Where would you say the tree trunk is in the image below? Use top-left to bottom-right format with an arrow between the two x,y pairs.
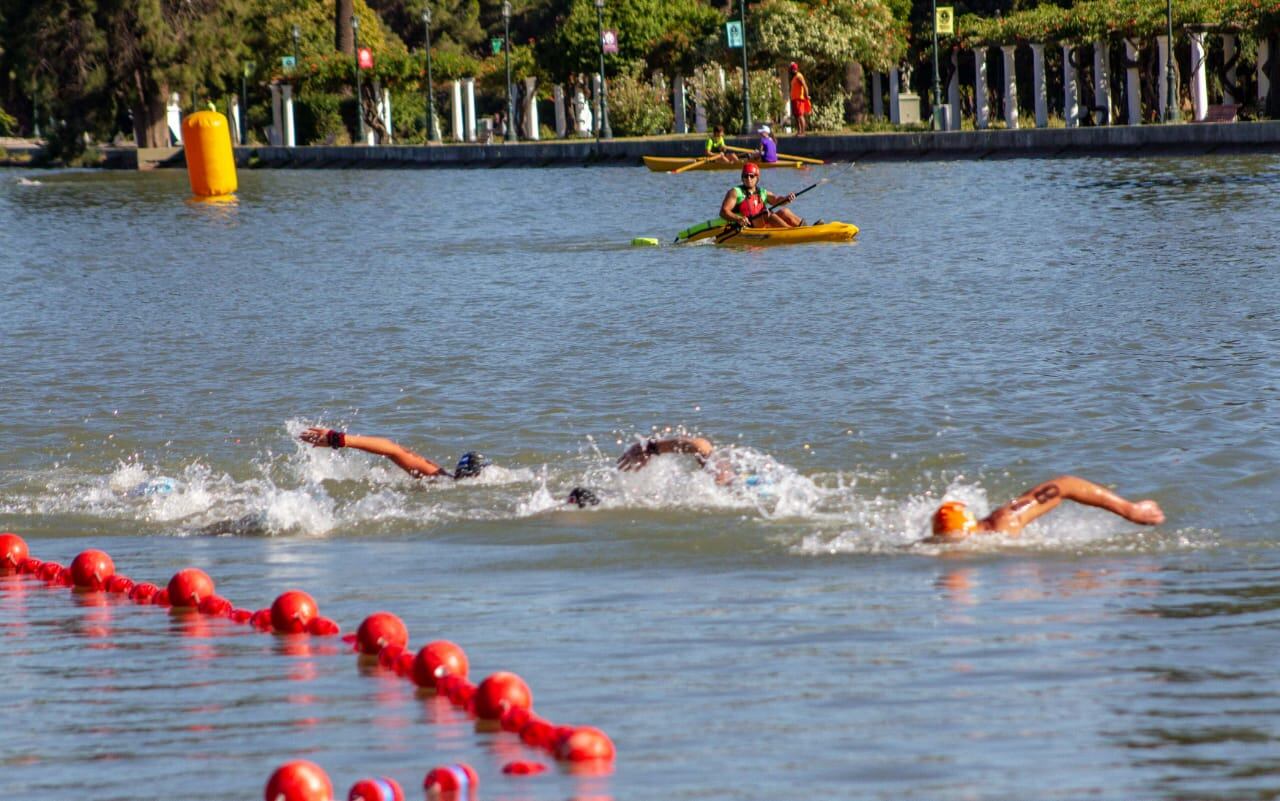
845,61 -> 866,123
133,80 -> 170,148
336,0 -> 354,55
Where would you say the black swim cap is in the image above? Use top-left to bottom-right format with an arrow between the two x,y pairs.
566,487 -> 600,508
453,451 -> 490,479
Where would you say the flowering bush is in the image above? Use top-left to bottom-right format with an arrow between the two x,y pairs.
607,71 -> 675,136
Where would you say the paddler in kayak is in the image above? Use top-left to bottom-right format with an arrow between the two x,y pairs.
719,162 -> 804,229
754,125 -> 779,163
299,426 -> 491,480
705,125 -> 738,165
924,475 -> 1165,544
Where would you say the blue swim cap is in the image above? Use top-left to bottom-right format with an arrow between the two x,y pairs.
453,451 -> 490,479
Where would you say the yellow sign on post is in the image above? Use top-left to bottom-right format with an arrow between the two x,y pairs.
935,6 -> 954,34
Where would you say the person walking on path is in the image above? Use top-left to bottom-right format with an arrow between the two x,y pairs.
925,475 -> 1165,543
789,62 -> 812,135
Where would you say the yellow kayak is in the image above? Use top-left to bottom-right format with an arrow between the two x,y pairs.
644,156 -> 812,172
676,218 -> 858,246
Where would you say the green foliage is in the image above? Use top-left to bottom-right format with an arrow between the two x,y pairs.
753,0 -> 905,74
691,66 -> 784,134
606,70 -> 674,136
809,90 -> 847,131
294,92 -> 351,144
0,104 -> 15,136
539,0 -> 722,80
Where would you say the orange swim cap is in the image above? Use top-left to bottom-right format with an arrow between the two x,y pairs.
932,500 -> 977,537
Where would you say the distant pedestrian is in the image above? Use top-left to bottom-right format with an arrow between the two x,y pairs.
789,62 -> 812,135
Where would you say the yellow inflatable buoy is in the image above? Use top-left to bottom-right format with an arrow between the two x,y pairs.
631,237 -> 660,247
181,110 -> 237,198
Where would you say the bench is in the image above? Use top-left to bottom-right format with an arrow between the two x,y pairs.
1199,104 -> 1239,123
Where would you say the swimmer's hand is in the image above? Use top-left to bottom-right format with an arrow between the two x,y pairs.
1127,500 -> 1165,525
300,426 -> 343,448
617,441 -> 656,471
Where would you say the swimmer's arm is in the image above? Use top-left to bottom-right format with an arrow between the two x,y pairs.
617,436 -> 716,471
300,427 -> 448,478
983,475 -> 1165,536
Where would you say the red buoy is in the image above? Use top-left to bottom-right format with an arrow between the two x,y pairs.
355,612 -> 408,656
199,595 -> 233,617
106,575 -> 135,594
347,776 -> 404,801
445,679 -> 477,710
70,549 -> 115,590
17,557 -> 41,575
423,763 -> 477,797
0,533 -> 29,572
499,705 -> 533,733
271,590 -> 318,634
474,672 -> 532,720
501,760 -> 547,776
377,643 -> 405,670
230,608 -> 254,623
167,568 -> 215,608
264,759 -> 333,801
250,608 -> 273,630
519,716 -> 557,749
556,726 -> 616,762
308,616 -> 341,636
411,641 -> 469,690
129,582 -> 160,604
37,561 -> 64,582
394,651 -> 414,676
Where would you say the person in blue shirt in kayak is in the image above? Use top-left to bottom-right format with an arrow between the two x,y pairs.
754,125 -> 779,163
299,426 -> 491,479
719,162 -> 803,229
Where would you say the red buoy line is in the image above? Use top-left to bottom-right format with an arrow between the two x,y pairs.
1,533 -> 616,800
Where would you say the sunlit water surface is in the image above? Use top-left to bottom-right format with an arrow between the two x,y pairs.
2,157 -> 1279,800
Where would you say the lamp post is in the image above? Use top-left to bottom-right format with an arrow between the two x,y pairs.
352,14 -> 366,144
931,0 -> 942,129
422,7 -> 437,142
1164,0 -> 1176,122
502,1 -> 516,142
240,62 -> 254,144
739,0 -> 751,134
594,0 -> 612,139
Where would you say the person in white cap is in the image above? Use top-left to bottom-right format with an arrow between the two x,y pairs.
754,125 -> 779,163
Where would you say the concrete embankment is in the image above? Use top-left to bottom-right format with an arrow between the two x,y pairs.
236,121 -> 1280,168
10,121 -> 1280,170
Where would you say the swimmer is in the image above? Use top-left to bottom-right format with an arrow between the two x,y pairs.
926,475 -> 1165,544
564,435 -> 735,508
299,427 -> 490,479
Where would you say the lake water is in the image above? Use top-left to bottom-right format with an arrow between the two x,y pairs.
2,155 -> 1279,801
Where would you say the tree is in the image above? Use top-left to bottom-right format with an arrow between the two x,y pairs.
537,0 -> 722,80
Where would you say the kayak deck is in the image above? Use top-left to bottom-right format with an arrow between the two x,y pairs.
676,220 -> 859,246
644,156 -> 811,172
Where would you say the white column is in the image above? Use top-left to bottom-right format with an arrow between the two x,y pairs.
381,87 -> 392,143
282,85 -> 296,146
1222,34 -> 1237,105
1001,45 -> 1018,129
167,92 -> 183,145
592,73 -> 603,134
888,68 -> 901,124
230,98 -> 242,145
269,84 -> 283,145
694,88 -> 707,132
947,52 -> 961,130
1093,40 -> 1111,125
673,74 -> 687,134
450,79 -> 463,142
1030,44 -> 1047,127
974,49 -> 989,129
1189,31 -> 1207,121
462,77 -> 476,142
523,77 -> 539,140
718,67 -> 726,93
1156,35 -> 1171,120
1259,39 -> 1271,104
1063,43 -> 1079,127
1125,39 -> 1141,124
553,84 -> 567,137
872,72 -> 884,120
